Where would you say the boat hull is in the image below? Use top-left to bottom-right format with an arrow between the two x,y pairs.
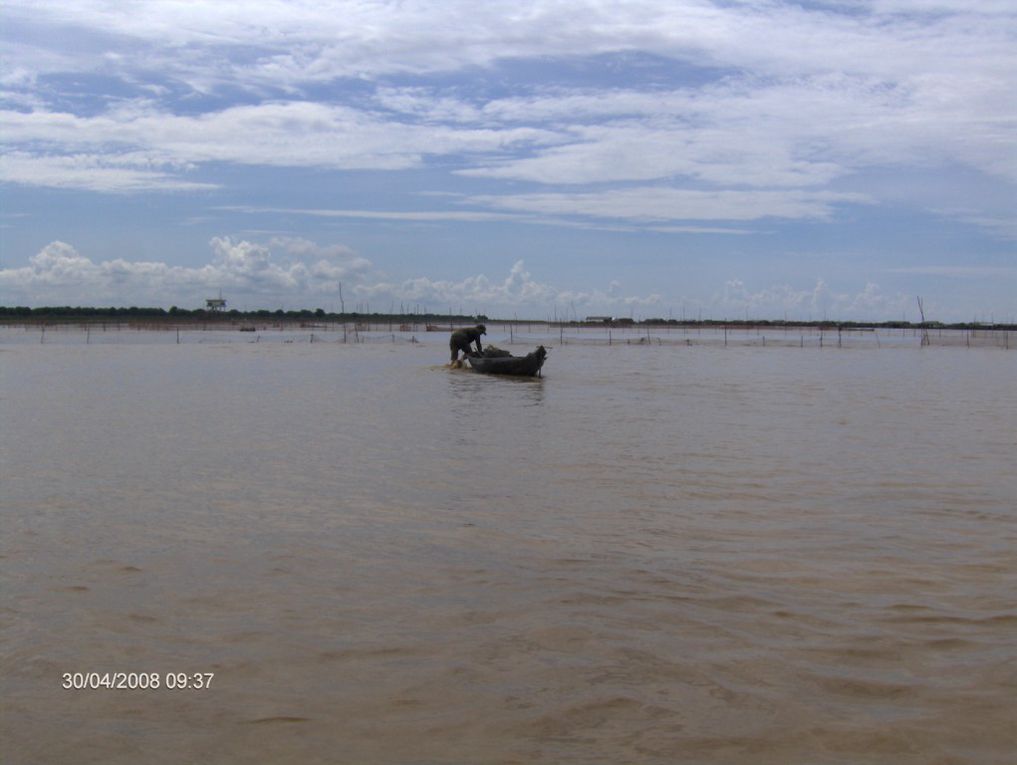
467,346 -> 547,376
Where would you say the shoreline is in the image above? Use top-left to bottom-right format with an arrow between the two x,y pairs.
1,311 -> 1014,333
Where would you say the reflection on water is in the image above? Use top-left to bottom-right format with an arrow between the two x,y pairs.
2,340 -> 1015,764
447,365 -> 546,406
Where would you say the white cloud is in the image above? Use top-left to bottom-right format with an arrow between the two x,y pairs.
357,260 -> 662,315
1,101 -> 560,192
0,240 -> 659,313
267,236 -> 361,261
5,239 -> 1006,321
3,1 -> 1013,194
0,152 -> 217,193
713,278 -> 911,321
1,0 -> 1013,317
468,187 -> 871,222
217,206 -> 527,223
456,62 -> 1017,187
0,238 -> 371,305
218,204 -> 764,232
8,1 -> 1013,86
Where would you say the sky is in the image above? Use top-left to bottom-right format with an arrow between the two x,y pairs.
1,1 -> 1015,322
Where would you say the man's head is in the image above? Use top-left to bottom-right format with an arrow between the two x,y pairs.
476,324 -> 487,334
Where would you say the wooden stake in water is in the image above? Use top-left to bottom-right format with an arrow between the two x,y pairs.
917,296 -> 930,346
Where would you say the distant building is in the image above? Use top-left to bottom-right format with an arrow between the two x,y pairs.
205,288 -> 225,311
585,316 -> 613,323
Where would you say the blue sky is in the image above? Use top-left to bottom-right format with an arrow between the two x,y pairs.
1,0 -> 1015,322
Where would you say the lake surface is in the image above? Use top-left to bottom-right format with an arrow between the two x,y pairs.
2,337 -> 1015,764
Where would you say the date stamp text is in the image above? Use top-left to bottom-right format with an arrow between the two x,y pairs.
62,672 -> 214,690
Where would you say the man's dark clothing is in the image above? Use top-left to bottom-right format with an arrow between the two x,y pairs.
450,326 -> 485,361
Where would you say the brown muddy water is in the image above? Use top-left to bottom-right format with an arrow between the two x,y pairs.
2,339 -> 1015,764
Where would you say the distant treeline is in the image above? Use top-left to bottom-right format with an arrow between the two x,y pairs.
0,305 -> 487,324
626,317 -> 1017,331
0,305 -> 1013,331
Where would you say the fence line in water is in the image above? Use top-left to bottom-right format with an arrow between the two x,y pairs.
2,321 -> 1012,350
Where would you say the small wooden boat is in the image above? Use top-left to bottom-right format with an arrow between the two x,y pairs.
467,345 -> 547,377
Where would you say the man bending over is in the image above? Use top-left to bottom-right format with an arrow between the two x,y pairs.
450,324 -> 486,363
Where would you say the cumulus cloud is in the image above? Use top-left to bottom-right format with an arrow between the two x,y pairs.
712,278 -> 910,321
0,240 -> 659,314
0,238 -> 371,306
356,259 -> 661,315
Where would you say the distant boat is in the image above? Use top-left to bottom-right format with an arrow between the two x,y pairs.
467,346 -> 547,377
426,324 -> 442,331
